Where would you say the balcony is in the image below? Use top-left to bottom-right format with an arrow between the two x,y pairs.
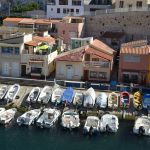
83,61 -> 110,69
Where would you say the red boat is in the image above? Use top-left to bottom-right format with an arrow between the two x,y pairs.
120,91 -> 130,108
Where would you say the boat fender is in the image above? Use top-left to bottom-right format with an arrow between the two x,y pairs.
139,126 -> 145,136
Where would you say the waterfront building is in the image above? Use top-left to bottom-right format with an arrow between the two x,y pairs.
55,38 -> 115,82
118,40 -> 150,84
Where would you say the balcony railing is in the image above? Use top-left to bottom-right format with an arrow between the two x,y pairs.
84,61 -> 110,68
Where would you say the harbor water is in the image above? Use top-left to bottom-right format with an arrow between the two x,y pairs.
0,121 -> 149,150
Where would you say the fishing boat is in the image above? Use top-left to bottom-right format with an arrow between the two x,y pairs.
83,116 -> 100,135
5,84 -> 20,103
83,87 -> 96,108
61,110 -> 80,129
26,87 -> 40,103
61,87 -> 74,105
0,108 -> 17,124
51,85 -> 64,104
0,108 -> 5,115
108,92 -> 118,109
133,116 -> 150,136
73,92 -> 84,106
17,109 -> 41,126
0,85 -> 8,100
36,108 -> 61,128
142,94 -> 150,109
100,114 -> 119,133
37,86 -> 52,104
133,91 -> 142,110
96,92 -> 108,108
120,91 -> 130,108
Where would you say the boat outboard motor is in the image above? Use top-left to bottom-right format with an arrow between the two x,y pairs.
106,124 -> 112,132
139,126 -> 145,136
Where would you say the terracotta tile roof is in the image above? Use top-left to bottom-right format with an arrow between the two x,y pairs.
86,47 -> 112,61
35,19 -> 61,24
121,46 -> 150,54
18,18 -> 36,24
3,17 -> 24,22
102,31 -> 125,39
56,46 -> 87,62
33,36 -> 55,44
91,39 -> 115,55
25,41 -> 38,47
121,40 -> 147,47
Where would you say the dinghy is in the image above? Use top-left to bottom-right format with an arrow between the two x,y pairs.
133,91 -> 142,110
120,91 -> 130,108
83,87 -> 96,108
61,87 -> 74,105
37,86 -> 52,104
0,85 -> 8,100
0,108 -> 17,124
17,109 -> 41,126
108,92 -> 118,109
73,92 -> 84,106
83,116 -> 100,135
26,87 -> 40,103
61,110 -> 80,129
36,108 -> 61,128
100,114 -> 119,133
5,84 -> 20,103
51,85 -> 64,104
133,116 -> 150,136
96,92 -> 108,108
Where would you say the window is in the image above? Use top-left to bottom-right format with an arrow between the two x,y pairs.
57,8 -> 60,13
51,8 -> 53,11
90,71 -> 107,79
1,47 -> 13,54
71,9 -> 74,13
76,9 -> 79,14
59,0 -> 68,5
62,30 -> 65,34
72,0 -> 81,6
92,58 -> 99,61
136,1 -> 142,8
123,73 -> 130,83
14,47 -> 20,55
63,8 -> 66,14
123,54 -> 140,63
31,67 -> 42,74
119,1 -> 124,8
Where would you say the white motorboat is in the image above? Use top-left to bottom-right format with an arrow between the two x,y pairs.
100,114 -> 119,133
96,92 -> 108,108
83,87 -> 96,108
51,86 -> 64,104
26,87 -> 40,103
0,85 -> 8,100
73,92 -> 84,106
108,92 -> 118,109
0,108 -> 17,124
36,108 -> 61,128
61,110 -> 80,129
83,116 -> 100,135
133,116 -> 150,136
17,109 -> 41,126
37,86 -> 52,104
0,108 -> 5,115
5,84 -> 20,103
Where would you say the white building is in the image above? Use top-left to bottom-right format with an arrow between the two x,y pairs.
47,0 -> 84,18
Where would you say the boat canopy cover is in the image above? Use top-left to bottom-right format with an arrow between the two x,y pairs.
61,87 -> 74,103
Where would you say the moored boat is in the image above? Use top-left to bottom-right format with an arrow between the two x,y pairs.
0,108 -> 17,124
26,87 -> 41,103
120,91 -> 130,108
96,92 -> 108,108
0,85 -> 8,100
133,91 -> 142,110
83,87 -> 96,108
37,86 -> 52,104
5,84 -> 20,103
36,108 -> 61,128
108,92 -> 118,109
73,92 -> 84,106
83,116 -> 100,135
100,114 -> 119,133
133,116 -> 150,136
61,110 -> 80,129
17,109 -> 41,126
